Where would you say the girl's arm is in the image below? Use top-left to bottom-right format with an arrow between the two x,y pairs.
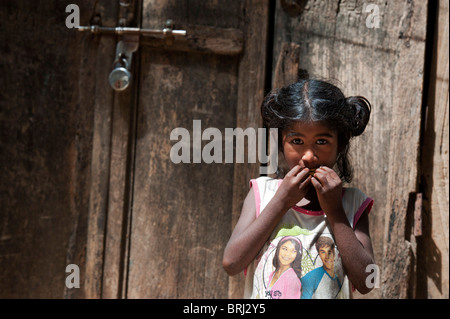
312,166 -> 375,294
223,165 -> 311,276
326,208 -> 375,294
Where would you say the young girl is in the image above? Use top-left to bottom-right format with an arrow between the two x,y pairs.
223,79 -> 375,299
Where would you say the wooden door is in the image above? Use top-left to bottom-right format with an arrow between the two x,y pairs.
87,0 -> 270,299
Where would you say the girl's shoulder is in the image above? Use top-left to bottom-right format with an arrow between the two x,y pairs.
342,187 -> 374,227
250,176 -> 281,194
249,177 -> 281,217
251,176 -> 278,183
342,186 -> 368,197
342,187 -> 373,203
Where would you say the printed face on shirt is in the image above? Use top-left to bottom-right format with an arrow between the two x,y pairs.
282,121 -> 339,170
318,245 -> 335,272
278,241 -> 297,267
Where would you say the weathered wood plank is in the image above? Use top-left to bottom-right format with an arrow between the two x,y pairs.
0,0 -> 104,298
101,0 -> 142,300
127,50 -> 238,299
419,0 -> 449,298
140,24 -> 244,56
101,86 -> 136,299
228,0 -> 270,299
126,0 -> 248,298
381,0 -> 428,299
272,42 -> 301,88
82,1 -> 120,299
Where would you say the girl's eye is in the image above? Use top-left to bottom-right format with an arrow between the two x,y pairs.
292,138 -> 303,145
316,139 -> 328,145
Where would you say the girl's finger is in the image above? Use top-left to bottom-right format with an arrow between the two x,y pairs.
311,176 -> 323,190
316,166 -> 337,177
316,166 -> 340,186
316,166 -> 335,179
312,169 -> 326,183
292,168 -> 310,185
299,175 -> 312,188
285,165 -> 303,177
297,159 -> 306,168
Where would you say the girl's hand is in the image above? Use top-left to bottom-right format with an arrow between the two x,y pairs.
311,166 -> 343,216
275,164 -> 311,210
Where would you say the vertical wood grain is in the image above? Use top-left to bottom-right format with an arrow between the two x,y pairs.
228,0 -> 270,298
419,0 -> 449,298
126,0 -> 250,298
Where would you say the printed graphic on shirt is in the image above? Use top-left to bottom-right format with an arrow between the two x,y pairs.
251,232 -> 345,299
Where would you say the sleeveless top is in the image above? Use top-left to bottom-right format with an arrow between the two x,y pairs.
244,177 -> 373,299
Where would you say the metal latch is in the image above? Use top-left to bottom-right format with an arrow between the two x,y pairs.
77,21 -> 187,38
78,20 -> 187,91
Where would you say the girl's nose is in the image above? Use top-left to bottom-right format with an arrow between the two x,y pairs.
302,149 -> 317,163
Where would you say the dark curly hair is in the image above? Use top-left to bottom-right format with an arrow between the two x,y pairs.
261,79 -> 371,183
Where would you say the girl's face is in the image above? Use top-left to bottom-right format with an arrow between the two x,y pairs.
278,241 -> 297,267
282,121 -> 339,171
